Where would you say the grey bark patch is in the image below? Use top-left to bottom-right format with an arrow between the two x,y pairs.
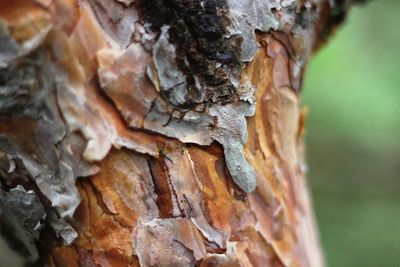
210,102 -> 257,192
0,46 -> 83,223
0,49 -> 53,120
225,0 -> 280,62
0,21 -> 20,68
152,26 -> 190,107
0,185 -> 46,264
47,210 -> 78,245
0,136 -> 81,219
0,135 -> 80,245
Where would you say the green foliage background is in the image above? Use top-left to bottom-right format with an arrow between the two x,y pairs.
303,1 -> 400,266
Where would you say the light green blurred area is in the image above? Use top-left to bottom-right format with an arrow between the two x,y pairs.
302,1 -> 400,267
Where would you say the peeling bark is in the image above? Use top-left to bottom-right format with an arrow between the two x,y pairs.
0,0 -> 359,266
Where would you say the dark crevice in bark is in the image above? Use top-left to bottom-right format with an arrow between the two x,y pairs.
147,157 -> 175,218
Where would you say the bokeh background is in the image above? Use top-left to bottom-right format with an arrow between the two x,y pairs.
302,1 -> 400,266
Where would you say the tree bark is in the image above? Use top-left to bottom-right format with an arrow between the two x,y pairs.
0,0 -> 358,266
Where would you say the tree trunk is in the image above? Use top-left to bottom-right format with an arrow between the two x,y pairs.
0,0 -> 358,266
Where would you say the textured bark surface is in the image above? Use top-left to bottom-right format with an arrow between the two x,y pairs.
0,0 -> 358,266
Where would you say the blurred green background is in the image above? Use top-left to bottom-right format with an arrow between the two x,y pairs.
302,1 -> 400,267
